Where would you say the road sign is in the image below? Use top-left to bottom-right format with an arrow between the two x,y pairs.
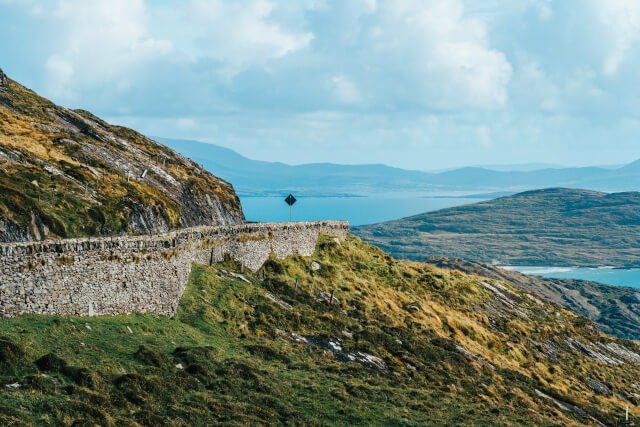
285,194 -> 297,222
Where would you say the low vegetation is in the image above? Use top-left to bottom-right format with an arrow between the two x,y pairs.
0,234 -> 638,425
354,187 -> 640,267
426,255 -> 640,341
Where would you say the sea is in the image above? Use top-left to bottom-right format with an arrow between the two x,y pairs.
239,192 -> 487,226
502,266 -> 640,289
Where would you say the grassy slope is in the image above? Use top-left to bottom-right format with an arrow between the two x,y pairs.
353,188 -> 640,267
0,234 -> 638,425
0,72 -> 243,239
425,255 -> 640,341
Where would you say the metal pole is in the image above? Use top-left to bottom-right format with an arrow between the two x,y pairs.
289,204 -> 292,222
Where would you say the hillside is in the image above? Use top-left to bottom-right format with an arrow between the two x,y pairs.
161,137 -> 640,196
0,68 -> 244,242
0,234 -> 638,425
425,256 -> 640,340
353,188 -> 640,267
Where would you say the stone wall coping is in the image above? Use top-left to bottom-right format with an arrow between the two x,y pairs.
0,221 -> 350,255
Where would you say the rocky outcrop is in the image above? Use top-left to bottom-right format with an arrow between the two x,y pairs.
585,377 -> 612,396
0,219 -> 29,242
126,198 -> 171,235
0,67 -> 245,243
178,186 -> 244,228
0,213 -> 50,242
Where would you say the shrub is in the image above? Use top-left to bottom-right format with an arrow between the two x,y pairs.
35,353 -> 67,372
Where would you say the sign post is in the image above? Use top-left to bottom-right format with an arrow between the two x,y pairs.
284,194 -> 297,222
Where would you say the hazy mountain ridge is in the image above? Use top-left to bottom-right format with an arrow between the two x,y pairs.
160,137 -> 640,196
0,68 -> 244,241
157,137 -> 430,196
353,187 -> 640,267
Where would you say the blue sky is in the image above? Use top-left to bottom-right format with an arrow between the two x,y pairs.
1,0 -> 640,170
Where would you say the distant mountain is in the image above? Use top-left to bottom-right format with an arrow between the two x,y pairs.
475,162 -> 623,172
156,137 -> 431,196
353,188 -> 640,267
470,162 -> 567,172
158,137 -> 640,196
0,68 -> 243,242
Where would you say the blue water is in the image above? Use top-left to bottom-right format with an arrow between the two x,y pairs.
239,194 -> 486,226
503,266 -> 640,288
240,194 -> 640,288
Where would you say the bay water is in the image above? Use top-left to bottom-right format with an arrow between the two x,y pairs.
502,266 -> 640,289
239,193 -> 486,226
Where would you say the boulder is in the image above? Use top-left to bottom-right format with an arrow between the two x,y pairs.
585,377 -> 612,396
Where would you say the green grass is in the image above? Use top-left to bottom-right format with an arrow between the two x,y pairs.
0,234 -> 638,425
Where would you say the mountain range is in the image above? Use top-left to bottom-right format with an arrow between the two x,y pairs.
159,137 -> 640,196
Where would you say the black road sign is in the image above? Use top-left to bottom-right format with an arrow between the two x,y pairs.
285,194 -> 297,206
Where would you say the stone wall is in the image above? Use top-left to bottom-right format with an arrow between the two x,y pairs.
0,221 -> 348,318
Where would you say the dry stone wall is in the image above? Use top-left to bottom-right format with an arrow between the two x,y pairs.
0,221 -> 348,318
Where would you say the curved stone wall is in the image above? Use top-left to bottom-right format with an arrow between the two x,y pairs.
0,221 -> 348,318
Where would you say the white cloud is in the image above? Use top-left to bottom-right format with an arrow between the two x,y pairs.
176,118 -> 197,130
12,0 -> 510,112
476,125 -> 493,148
529,0 -> 553,20
368,0 -> 513,110
41,0 -> 173,100
327,75 -> 360,104
187,0 -> 314,74
29,0 -> 314,99
511,58 -> 560,112
44,56 -> 74,98
593,0 -> 640,75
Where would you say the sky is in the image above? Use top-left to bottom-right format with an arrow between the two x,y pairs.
1,0 -> 640,170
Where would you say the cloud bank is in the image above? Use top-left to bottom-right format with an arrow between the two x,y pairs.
1,0 -> 639,169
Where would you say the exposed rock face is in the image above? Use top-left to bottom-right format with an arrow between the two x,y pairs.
0,67 -> 245,242
0,219 -> 29,242
126,198 -> 171,235
178,186 -> 243,228
0,213 -> 49,242
585,377 -> 612,396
